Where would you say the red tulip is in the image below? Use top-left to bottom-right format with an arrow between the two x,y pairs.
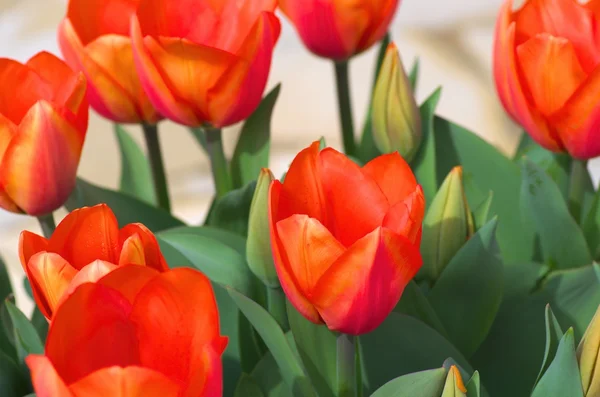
494,0 -> 600,159
27,265 -> 227,397
19,204 -> 168,319
59,0 -> 161,124
269,141 -> 424,335
0,52 -> 88,216
130,0 -> 281,127
280,0 -> 399,60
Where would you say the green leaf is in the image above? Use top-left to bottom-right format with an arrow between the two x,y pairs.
513,132 -> 536,161
30,308 -> 48,343
531,329 -> 584,397
66,178 -> 183,232
412,88 -> 443,205
22,278 -> 32,300
466,372 -> 481,397
0,256 -> 11,303
234,373 -> 266,397
370,368 -> 447,397
0,350 -> 28,397
229,289 -> 315,397
502,262 -> 548,304
189,127 -> 209,154
207,181 -> 256,236
230,85 -> 281,188
520,160 -> 592,269
239,311 -> 267,374
394,281 -> 448,338
534,305 -> 564,387
360,313 -> 472,394
472,192 -> 493,232
287,303 -> 337,397
583,189 -> 600,259
114,124 -> 157,205
519,144 -> 571,199
157,228 -> 256,297
0,258 -> 14,358
428,218 -> 503,358
408,58 -> 420,92
5,301 -> 43,366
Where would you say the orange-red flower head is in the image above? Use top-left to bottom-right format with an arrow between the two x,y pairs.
0,52 -> 88,216
130,0 -> 281,128
494,0 -> 600,159
269,141 -> 424,335
27,265 -> 228,397
280,0 -> 399,60
19,204 -> 169,319
58,0 -> 162,124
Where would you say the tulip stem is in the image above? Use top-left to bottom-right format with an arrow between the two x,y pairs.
334,61 -> 357,156
142,124 -> 171,212
37,213 -> 56,239
568,158 -> 590,222
337,334 -> 356,397
267,287 -> 289,331
204,127 -> 232,199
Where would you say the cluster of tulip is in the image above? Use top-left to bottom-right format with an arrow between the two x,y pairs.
1,0 -> 600,396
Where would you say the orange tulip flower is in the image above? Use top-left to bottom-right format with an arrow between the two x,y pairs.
494,0 -> 600,159
19,204 -> 168,319
27,265 -> 228,397
269,141 -> 424,335
0,52 -> 88,216
130,0 -> 281,127
280,0 -> 398,60
58,0 -> 161,124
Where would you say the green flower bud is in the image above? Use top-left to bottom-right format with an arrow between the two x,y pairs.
441,366 -> 467,397
419,166 -> 474,281
372,42 -> 422,162
578,303 -> 600,396
246,168 -> 279,288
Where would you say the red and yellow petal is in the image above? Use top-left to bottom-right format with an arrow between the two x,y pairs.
27,252 -> 77,319
61,260 -> 119,302
382,186 -> 426,244
362,152 -> 418,206
354,0 -> 397,55
26,355 -> 73,397
269,181 -> 322,323
19,230 -> 49,271
119,224 -> 168,271
46,283 -> 140,384
48,204 -> 120,269
319,147 -> 389,247
69,366 -> 181,397
312,227 -> 422,335
215,0 -> 278,51
98,265 -> 160,304
119,234 -> 146,267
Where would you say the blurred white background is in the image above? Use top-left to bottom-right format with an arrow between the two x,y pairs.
0,0 -> 554,311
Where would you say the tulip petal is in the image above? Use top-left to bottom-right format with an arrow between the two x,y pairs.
382,186 -> 425,244
313,227 -> 422,335
69,366 -> 181,397
130,16 -> 201,126
61,260 -> 119,302
517,34 -> 586,117
26,252 -> 77,319
46,283 -> 140,384
19,230 -> 49,271
130,268 -> 226,396
319,148 -> 389,247
276,214 -> 345,295
0,101 -> 83,215
119,224 -> 168,271
277,141 -> 328,226
26,355 -> 73,397
48,204 -> 120,269
362,152 -> 418,205
551,66 -> 600,159
0,114 -> 19,212
355,0 -> 398,55
211,11 -> 280,127
97,265 -> 160,304
269,181 -> 322,323
193,339 -> 226,397
66,0 -> 139,45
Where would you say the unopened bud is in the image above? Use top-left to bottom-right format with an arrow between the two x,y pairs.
441,366 -> 467,397
578,303 -> 600,396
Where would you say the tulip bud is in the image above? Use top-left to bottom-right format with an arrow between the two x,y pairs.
441,366 -> 468,397
372,43 -> 422,162
420,166 -> 474,281
247,169 -> 279,288
577,303 -> 600,396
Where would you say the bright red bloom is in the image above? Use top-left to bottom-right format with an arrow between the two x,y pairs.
494,0 -> 600,159
280,0 -> 398,60
19,204 -> 168,319
58,0 -> 161,124
0,52 -> 88,215
269,141 -> 424,335
130,0 -> 281,127
27,265 -> 228,397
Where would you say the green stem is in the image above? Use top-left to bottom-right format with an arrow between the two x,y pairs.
334,61 -> 357,156
37,213 -> 56,239
568,158 -> 589,222
267,287 -> 289,331
337,334 -> 356,397
204,127 -> 232,198
142,123 -> 171,212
